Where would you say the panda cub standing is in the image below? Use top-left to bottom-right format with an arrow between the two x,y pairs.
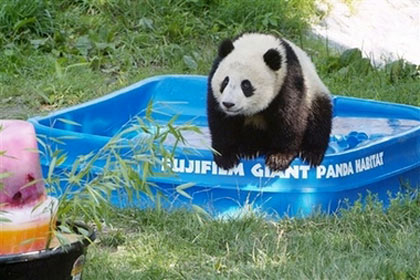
207,32 -> 333,171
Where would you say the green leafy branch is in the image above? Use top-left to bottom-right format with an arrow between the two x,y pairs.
40,102 -> 200,246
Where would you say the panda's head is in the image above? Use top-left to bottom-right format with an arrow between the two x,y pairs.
211,33 -> 286,116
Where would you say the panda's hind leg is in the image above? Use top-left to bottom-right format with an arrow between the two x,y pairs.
300,94 -> 332,167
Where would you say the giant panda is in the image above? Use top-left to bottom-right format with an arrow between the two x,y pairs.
207,32 -> 332,171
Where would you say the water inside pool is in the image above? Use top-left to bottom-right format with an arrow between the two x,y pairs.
127,117 -> 419,154
327,117 -> 419,153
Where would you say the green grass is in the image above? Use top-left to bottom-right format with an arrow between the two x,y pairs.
83,193 -> 420,279
2,0 -> 417,119
1,1 -> 419,279
0,0 -> 319,118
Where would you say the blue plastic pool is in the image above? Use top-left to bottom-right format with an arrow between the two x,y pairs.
29,75 -> 420,217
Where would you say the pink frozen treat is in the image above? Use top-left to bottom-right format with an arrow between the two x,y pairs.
0,120 -> 46,208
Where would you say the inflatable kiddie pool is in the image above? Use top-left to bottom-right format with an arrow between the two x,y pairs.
29,75 -> 420,217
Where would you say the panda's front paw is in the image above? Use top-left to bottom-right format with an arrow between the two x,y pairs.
265,153 -> 296,171
214,153 -> 240,170
300,150 -> 325,167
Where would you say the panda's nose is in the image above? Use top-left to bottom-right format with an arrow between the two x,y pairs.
222,102 -> 235,109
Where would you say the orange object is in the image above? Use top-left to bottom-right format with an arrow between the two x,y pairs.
0,197 -> 58,255
0,219 -> 53,254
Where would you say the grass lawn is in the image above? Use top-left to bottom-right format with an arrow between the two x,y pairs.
84,195 -> 420,279
1,0 -> 419,279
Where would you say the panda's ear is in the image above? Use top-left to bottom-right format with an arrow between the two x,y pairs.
218,39 -> 234,58
263,48 -> 282,71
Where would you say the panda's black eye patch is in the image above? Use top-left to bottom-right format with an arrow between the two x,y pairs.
220,76 -> 229,93
241,80 -> 255,97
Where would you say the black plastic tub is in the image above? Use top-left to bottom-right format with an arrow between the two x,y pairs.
0,222 -> 95,280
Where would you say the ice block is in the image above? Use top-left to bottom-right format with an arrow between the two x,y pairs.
0,120 -> 46,208
0,120 -> 54,255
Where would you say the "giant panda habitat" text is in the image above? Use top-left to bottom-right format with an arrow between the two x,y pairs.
161,151 -> 384,179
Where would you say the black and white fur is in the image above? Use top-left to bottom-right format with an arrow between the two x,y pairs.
207,33 -> 332,171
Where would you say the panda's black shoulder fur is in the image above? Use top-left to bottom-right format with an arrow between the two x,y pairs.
207,33 -> 332,171
279,39 -> 305,98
